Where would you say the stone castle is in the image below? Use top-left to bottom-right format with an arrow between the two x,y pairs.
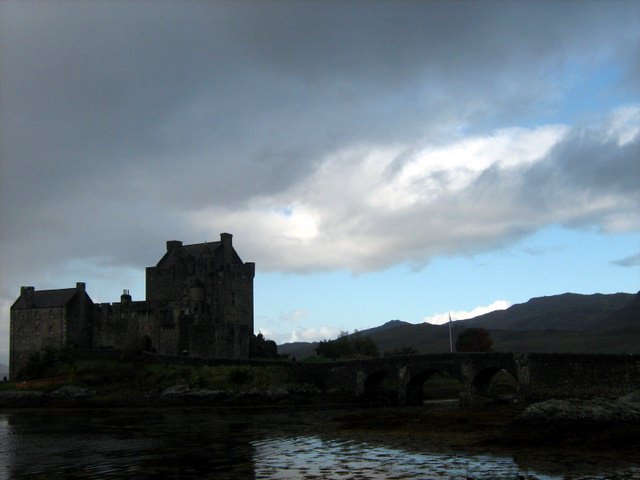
9,233 -> 255,379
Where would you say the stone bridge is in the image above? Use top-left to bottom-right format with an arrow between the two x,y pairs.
308,353 -> 640,406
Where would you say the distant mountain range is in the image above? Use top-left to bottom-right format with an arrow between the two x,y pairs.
278,291 -> 640,359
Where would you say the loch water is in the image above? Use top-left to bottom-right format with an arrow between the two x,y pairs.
0,407 -> 638,479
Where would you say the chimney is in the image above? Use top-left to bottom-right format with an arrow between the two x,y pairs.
166,240 -> 183,252
76,282 -> 86,292
220,233 -> 232,248
20,286 -> 35,296
220,233 -> 233,260
121,289 -> 132,303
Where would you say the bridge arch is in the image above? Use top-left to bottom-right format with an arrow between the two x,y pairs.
406,369 -> 438,406
405,368 -> 464,406
471,366 -> 518,401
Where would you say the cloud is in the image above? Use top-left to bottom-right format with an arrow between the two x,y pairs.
424,300 -> 512,325
612,253 -> 640,268
288,326 -> 341,344
192,107 -> 639,272
279,309 -> 309,325
0,1 -> 638,331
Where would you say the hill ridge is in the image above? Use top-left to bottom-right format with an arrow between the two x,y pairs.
278,291 -> 639,359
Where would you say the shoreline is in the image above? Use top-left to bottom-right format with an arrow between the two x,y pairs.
2,388 -> 640,452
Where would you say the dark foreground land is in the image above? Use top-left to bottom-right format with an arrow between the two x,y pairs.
332,397 -> 640,451
5,405 -> 640,479
2,388 -> 640,454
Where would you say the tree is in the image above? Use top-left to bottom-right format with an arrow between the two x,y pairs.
249,333 -> 278,359
455,328 -> 493,352
385,346 -> 418,357
351,334 -> 379,358
315,331 -> 379,359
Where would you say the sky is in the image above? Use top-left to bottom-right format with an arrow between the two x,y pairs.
1,1 -> 639,365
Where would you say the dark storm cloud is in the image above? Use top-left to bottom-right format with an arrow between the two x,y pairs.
0,0 -> 638,281
514,128 -> 640,228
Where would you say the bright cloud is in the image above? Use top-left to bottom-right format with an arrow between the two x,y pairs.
606,105 -> 640,146
288,326 -> 341,344
191,107 -> 639,273
423,300 -> 512,325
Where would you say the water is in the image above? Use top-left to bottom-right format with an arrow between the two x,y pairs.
0,408 -> 638,479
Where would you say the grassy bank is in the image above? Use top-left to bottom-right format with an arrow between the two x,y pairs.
9,357 -> 298,396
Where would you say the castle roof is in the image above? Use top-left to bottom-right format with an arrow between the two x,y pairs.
155,234 -> 244,266
179,241 -> 222,256
12,288 -> 77,309
155,241 -> 222,266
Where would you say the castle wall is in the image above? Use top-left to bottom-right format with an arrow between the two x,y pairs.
64,294 -> 94,350
188,324 -> 250,359
9,306 -> 65,379
10,234 -> 255,378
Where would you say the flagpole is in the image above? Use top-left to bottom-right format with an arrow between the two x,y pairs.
448,313 -> 453,353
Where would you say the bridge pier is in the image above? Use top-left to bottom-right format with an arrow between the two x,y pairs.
355,370 -> 366,397
397,366 -> 408,405
514,353 -> 531,403
458,360 -> 490,407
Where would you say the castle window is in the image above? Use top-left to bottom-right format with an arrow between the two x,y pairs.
49,325 -> 53,335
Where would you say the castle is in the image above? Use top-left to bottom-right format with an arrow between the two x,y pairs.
9,233 -> 255,379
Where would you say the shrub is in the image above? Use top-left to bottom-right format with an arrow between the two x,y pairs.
316,331 -> 379,359
227,368 -> 251,385
455,328 -> 493,352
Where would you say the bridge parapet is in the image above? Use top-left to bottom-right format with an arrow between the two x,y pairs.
308,353 -> 640,407
522,353 -> 640,401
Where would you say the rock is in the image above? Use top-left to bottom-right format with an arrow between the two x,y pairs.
509,396 -> 640,445
47,385 -> 95,399
0,390 -> 45,407
264,383 -> 321,400
160,384 -> 192,397
158,383 -> 321,405
159,385 -> 230,404
619,389 -> 640,404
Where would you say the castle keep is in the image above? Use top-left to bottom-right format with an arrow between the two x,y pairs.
10,233 -> 255,379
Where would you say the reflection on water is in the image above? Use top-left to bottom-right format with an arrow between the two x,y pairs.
252,436 -> 526,479
0,409 -> 638,479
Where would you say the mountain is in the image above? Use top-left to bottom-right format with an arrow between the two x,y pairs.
357,319 -> 412,334
278,292 -> 640,358
278,341 -> 318,360
462,293 -> 634,331
278,320 -> 413,359
592,292 -> 640,332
